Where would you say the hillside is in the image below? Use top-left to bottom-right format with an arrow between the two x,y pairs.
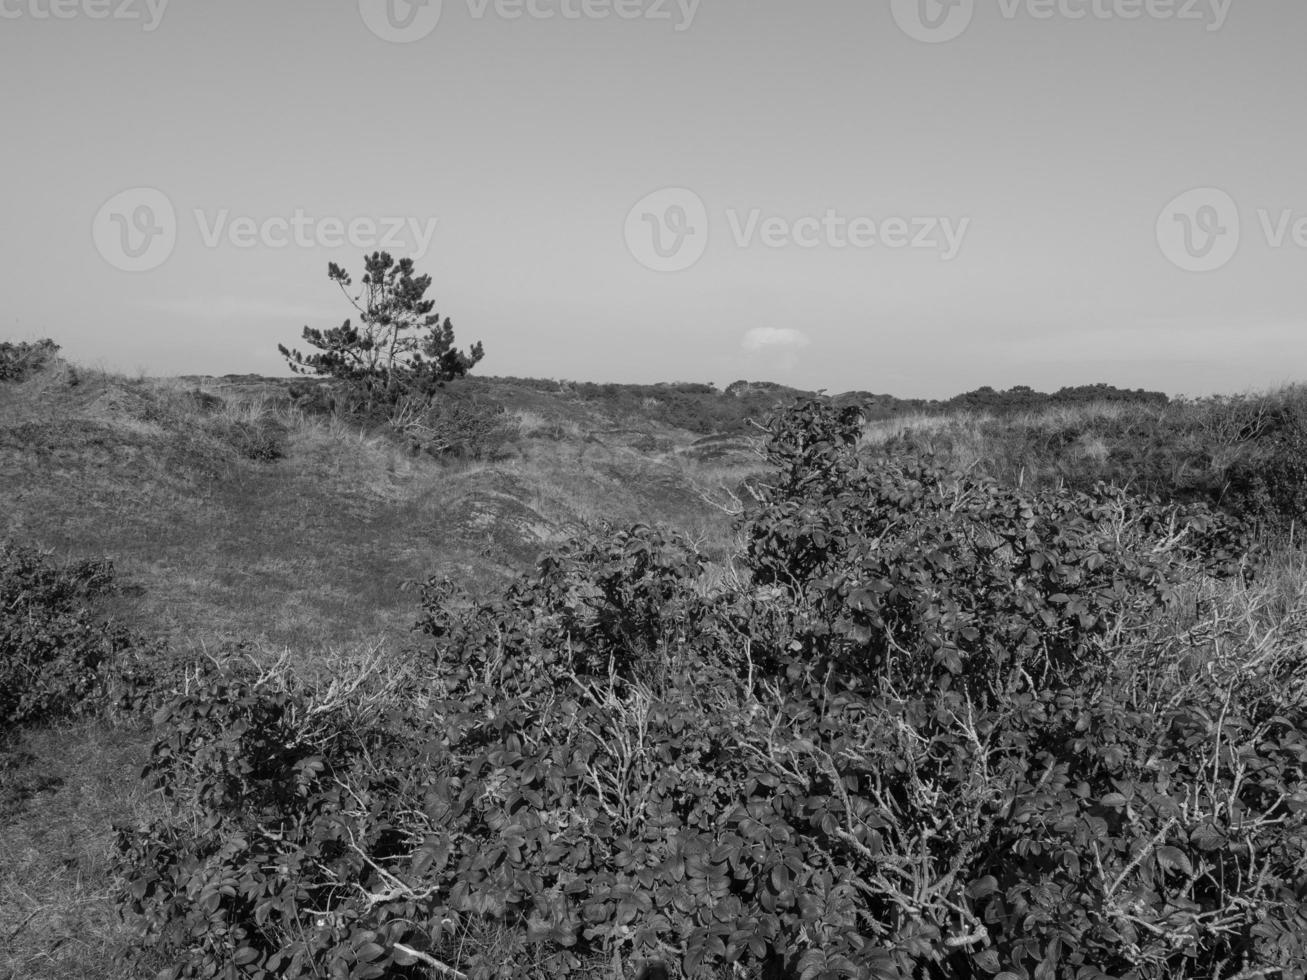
0,365 -> 767,653
2,355 -> 1306,980
0,361 -> 764,980
0,359 -> 1220,665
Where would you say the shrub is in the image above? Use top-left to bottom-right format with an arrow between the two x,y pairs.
116,403 -> 1304,980
397,391 -> 513,460
1224,401 -> 1307,532
0,542 -> 136,731
747,399 -> 1252,698
222,418 -> 288,462
0,338 -> 61,382
285,379 -> 343,417
115,654 -> 451,980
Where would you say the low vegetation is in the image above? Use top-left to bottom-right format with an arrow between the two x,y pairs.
0,544 -> 127,731
0,338 -> 63,383
114,403 -> 1303,980
865,386 -> 1307,535
3,342 -> 1306,980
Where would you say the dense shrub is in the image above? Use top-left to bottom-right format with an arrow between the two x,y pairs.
1224,400 -> 1307,532
945,384 -> 1168,415
0,338 -> 62,382
221,417 -> 288,462
286,370 -> 510,459
749,401 -> 1251,699
400,391 -> 513,460
116,403 -> 1305,980
0,542 -> 138,730
115,655 -> 447,980
286,378 -> 345,417
871,388 -> 1307,535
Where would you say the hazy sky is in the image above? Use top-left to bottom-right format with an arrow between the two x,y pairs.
2,0 -> 1304,397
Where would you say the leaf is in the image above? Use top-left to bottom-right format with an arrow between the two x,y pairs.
392,946 -> 419,966
967,875 -> 999,899
798,949 -> 828,980
771,864 -> 791,893
1156,846 -> 1193,876
973,949 -> 1002,974
232,947 -> 260,966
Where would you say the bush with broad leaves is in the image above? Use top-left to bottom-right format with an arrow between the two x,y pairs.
116,401 -> 1305,980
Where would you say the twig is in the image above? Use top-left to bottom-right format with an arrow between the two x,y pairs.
392,943 -> 469,979
6,907 -> 41,943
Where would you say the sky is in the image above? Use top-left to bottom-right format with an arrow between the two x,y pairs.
2,0 -> 1304,398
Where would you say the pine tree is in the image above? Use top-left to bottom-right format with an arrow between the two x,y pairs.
278,252 -> 484,415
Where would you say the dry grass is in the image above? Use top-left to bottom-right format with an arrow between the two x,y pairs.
1159,543 -> 1307,690
0,365 -> 748,654
858,401 -> 1137,463
0,722 -> 156,980
858,400 -> 1205,492
509,408 -> 585,442
859,408 -> 997,448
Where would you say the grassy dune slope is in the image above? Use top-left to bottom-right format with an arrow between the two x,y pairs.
0,362 -> 762,980
0,366 -> 761,651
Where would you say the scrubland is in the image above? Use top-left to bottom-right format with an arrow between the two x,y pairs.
2,350 -> 1305,980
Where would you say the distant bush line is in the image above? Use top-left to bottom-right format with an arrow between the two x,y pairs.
475,378 -> 1171,436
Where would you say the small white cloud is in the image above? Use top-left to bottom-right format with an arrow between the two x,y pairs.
742,327 -> 811,353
